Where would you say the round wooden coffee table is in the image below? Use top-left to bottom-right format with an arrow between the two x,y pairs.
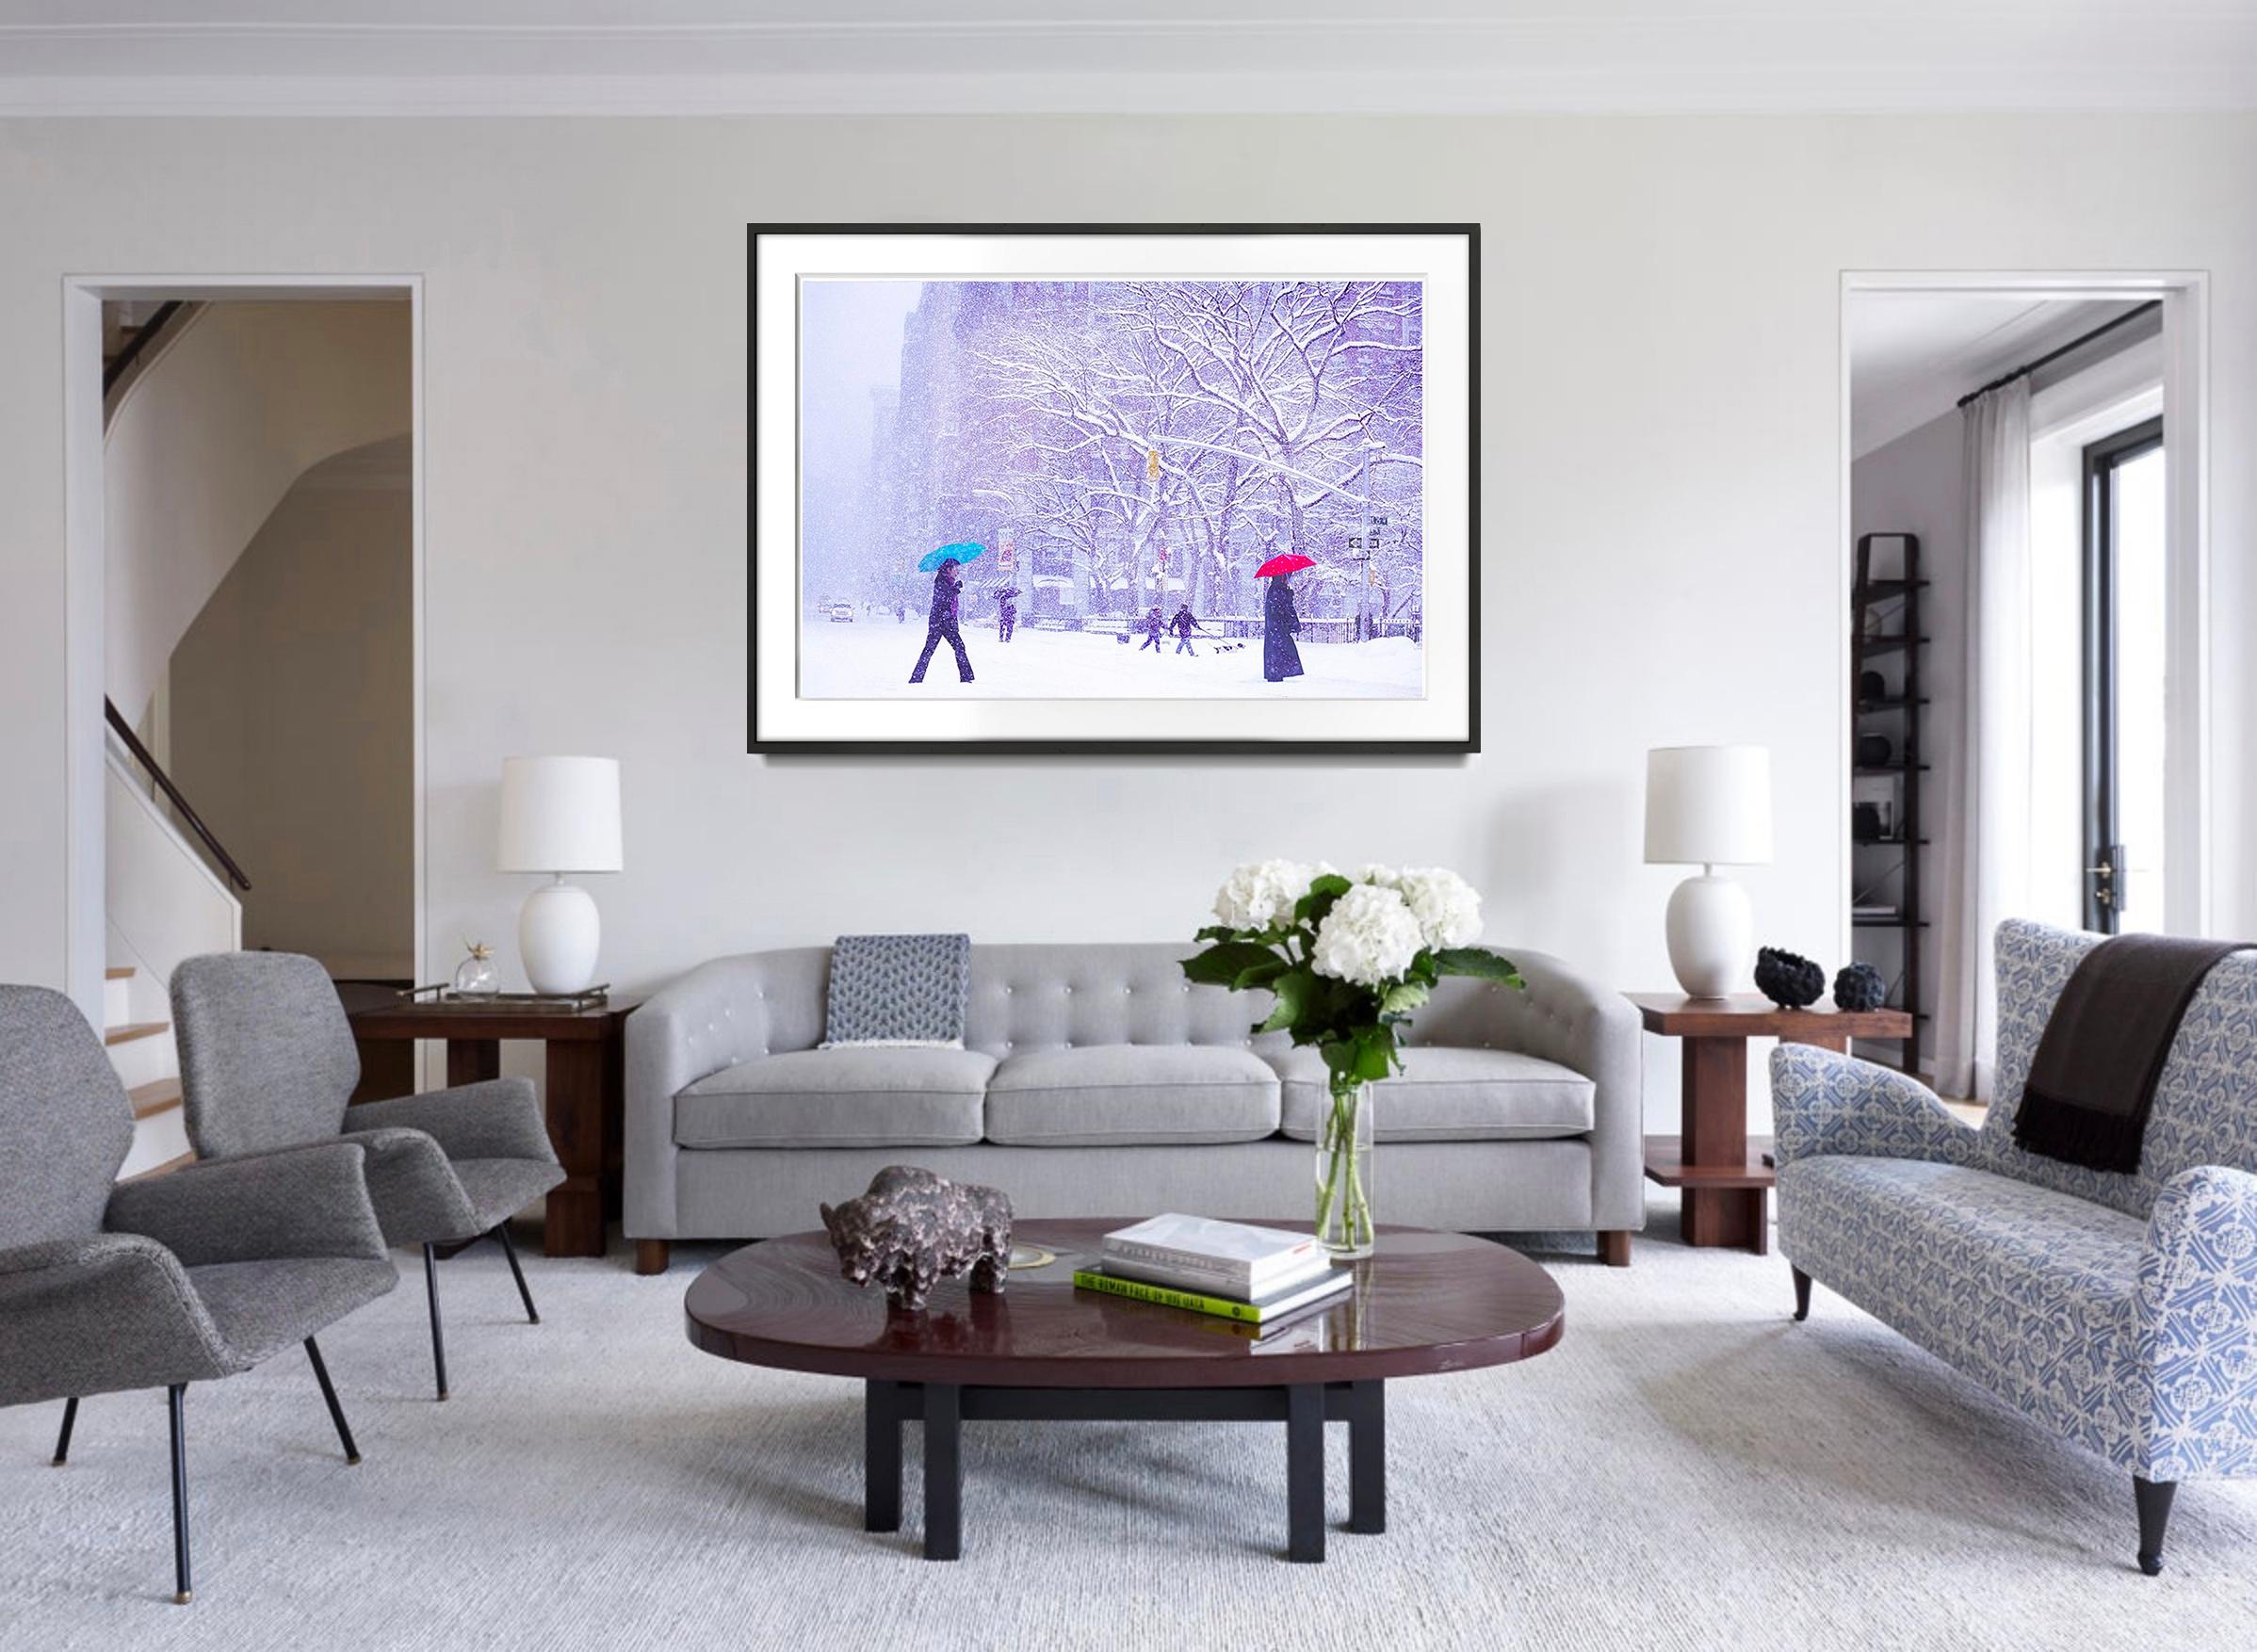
684,1218 -> 1565,1562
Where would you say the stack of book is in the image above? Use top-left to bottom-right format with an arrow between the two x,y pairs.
1072,1214 -> 1352,1328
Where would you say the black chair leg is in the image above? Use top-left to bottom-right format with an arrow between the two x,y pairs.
495,1223 -> 541,1324
167,1384 -> 191,1605
303,1337 -> 361,1465
52,1398 -> 78,1466
2135,1476 -> 2177,1576
422,1243 -> 449,1401
1792,1268 -> 1812,1322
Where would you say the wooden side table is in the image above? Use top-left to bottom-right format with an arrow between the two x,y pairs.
1627,994 -> 1913,1254
349,1001 -> 636,1259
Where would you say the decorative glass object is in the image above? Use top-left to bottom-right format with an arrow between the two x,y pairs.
1314,1077 -> 1376,1259
451,941 -> 500,998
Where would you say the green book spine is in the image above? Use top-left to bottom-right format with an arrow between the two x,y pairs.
1072,1268 -> 1265,1324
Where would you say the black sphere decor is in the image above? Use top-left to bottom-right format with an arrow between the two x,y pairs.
1754,947 -> 1826,1010
1833,963 -> 1888,1012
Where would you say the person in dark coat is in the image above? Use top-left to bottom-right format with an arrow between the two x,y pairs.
908,559 -> 975,684
1262,573 -> 1305,682
1170,604 -> 1202,656
1136,605 -> 1165,652
997,588 -> 1018,643
895,600 -> 907,624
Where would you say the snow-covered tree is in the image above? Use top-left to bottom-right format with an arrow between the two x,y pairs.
877,277 -> 1423,627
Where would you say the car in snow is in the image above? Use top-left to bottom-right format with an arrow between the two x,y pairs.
826,603 -> 854,623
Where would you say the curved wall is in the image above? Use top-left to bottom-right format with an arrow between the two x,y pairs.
103,300 -> 411,722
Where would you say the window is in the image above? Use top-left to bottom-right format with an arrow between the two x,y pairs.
2082,418 -> 2167,932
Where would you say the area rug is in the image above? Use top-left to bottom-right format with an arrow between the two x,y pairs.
5,1202 -> 2252,1651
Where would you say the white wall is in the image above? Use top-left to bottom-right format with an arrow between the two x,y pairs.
4,115 -> 2253,1131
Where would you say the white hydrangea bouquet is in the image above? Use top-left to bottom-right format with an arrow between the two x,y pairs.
1182,862 -> 1522,1257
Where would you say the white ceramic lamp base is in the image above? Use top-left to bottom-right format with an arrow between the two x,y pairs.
1664,870 -> 1751,998
519,878 -> 602,996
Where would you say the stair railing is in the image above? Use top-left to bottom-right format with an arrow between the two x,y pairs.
103,698 -> 252,892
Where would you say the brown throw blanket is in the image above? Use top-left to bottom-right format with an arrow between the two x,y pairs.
2014,933 -> 2248,1174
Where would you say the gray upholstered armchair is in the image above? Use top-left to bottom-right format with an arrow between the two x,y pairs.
0,985 -> 396,1605
170,952 -> 564,1401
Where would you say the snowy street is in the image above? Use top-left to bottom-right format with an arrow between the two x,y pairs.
797,619 -> 1423,700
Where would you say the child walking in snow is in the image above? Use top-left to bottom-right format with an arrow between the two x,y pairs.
1170,604 -> 1203,656
1136,606 -> 1165,652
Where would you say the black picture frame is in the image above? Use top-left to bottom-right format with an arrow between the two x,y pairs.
747,223 -> 1480,756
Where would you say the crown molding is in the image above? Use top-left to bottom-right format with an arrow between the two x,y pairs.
3,67 -> 2253,119
0,12 -> 2249,118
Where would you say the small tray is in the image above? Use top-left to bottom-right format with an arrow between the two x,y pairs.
398,984 -> 611,1012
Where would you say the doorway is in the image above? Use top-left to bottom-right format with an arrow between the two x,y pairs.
62,278 -> 425,1036
1842,272 -> 2207,1096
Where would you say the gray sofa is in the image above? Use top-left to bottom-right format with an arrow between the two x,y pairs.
625,943 -> 1643,1273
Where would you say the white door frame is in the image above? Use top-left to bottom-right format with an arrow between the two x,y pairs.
61,274 -> 428,1024
1838,270 -> 2212,966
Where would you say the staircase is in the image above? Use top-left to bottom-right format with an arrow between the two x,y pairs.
105,697 -> 245,1181
106,964 -> 192,1178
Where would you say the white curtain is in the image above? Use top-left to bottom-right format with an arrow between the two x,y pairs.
1935,380 -> 2032,1101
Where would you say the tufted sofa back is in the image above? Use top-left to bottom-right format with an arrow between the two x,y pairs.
641,943 -> 1551,1100
964,944 -> 1285,1061
1986,918 -> 2257,1217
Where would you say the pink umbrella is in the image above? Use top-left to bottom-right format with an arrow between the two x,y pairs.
1255,553 -> 1316,578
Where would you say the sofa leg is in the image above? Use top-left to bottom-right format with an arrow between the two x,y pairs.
635,1239 -> 672,1276
2135,1476 -> 2177,1576
1597,1230 -> 1632,1268
1792,1268 -> 1812,1322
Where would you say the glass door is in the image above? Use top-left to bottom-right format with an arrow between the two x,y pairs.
2081,416 -> 2166,932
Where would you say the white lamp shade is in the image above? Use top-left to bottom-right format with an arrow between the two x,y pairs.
1644,745 -> 1772,867
497,756 -> 623,874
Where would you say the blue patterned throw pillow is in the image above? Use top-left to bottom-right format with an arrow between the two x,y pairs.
822,933 -> 971,1048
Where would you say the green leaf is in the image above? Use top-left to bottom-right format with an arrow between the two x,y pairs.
1379,980 -> 1431,1016
1292,872 -> 1355,927
1431,947 -> 1525,987
1351,1031 -> 1398,1082
1258,967 -> 1320,1034
1233,958 -> 1290,991
1193,924 -> 1242,945
1180,942 -> 1285,987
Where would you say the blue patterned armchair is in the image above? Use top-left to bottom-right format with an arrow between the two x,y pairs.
1774,918 -> 2257,1576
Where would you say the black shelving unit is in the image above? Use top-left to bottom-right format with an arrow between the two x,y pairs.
1851,533 -> 1927,1075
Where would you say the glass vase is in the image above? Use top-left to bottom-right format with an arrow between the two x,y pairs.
451,942 -> 499,999
1313,1077 -> 1376,1259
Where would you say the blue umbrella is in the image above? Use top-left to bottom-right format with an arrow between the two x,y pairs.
918,543 -> 985,573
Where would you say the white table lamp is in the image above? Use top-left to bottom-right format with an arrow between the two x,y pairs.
497,756 -> 623,996
1644,745 -> 1772,998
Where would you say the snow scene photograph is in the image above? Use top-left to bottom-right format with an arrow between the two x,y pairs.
795,275 -> 1426,702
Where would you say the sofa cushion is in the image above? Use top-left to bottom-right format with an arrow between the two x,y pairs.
674,1048 -> 994,1149
1270,1045 -> 1595,1142
984,1045 -> 1280,1146
1778,1156 -> 2148,1459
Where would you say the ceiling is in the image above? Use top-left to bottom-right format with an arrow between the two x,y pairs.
3,1 -> 2254,116
1847,294 -> 2147,458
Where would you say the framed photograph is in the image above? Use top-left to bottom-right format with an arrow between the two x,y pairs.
748,224 -> 1479,753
